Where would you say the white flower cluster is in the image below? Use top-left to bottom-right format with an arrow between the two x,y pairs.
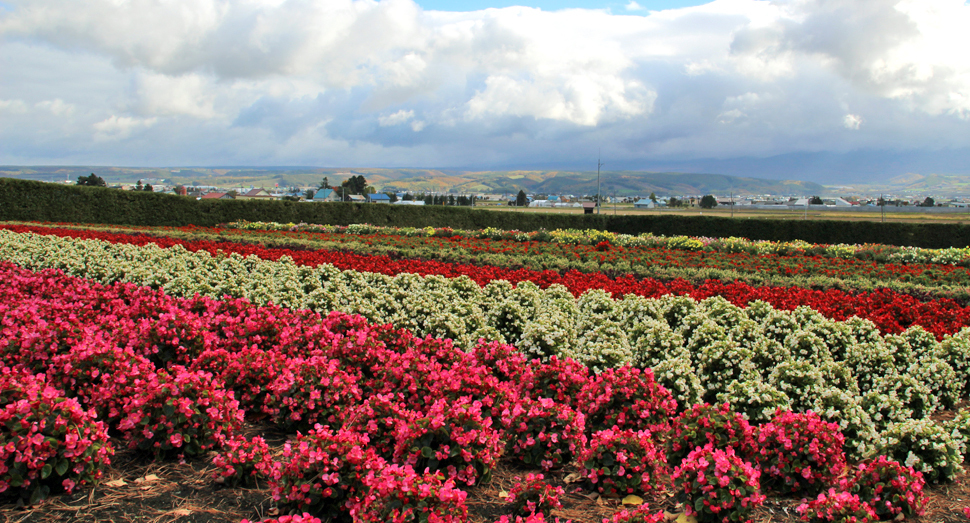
3,229 -> 970,463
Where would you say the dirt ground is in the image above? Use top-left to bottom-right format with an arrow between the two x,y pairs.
4,419 -> 970,523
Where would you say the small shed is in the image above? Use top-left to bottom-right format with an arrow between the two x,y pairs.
582,202 -> 597,214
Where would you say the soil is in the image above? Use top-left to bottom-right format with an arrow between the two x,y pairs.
4,419 -> 970,523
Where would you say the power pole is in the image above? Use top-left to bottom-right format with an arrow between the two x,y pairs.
596,150 -> 604,215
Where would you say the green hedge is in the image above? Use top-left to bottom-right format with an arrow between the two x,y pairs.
3,177 -> 970,248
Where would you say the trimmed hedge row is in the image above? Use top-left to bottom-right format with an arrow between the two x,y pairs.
3,177 -> 970,248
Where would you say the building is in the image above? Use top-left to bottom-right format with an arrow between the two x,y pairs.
237,188 -> 274,200
200,192 -> 232,200
634,199 -> 655,209
313,188 -> 340,202
367,193 -> 391,203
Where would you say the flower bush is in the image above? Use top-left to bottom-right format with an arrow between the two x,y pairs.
266,354 -> 362,434
0,369 -> 114,505
506,473 -> 564,517
755,410 -> 847,495
796,489 -> 877,523
875,419 -> 962,484
579,366 -> 677,434
604,506 -> 665,523
667,403 -> 756,469
671,444 -> 765,523
578,428 -> 667,497
520,356 -> 590,410
501,396 -> 586,471
268,427 -> 385,519
844,455 -> 926,519
211,434 -> 273,488
350,464 -> 468,523
338,393 -> 415,460
239,514 -> 322,523
393,396 -> 502,487
117,366 -> 243,458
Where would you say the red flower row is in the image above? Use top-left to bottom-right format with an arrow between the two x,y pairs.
3,224 -> 969,338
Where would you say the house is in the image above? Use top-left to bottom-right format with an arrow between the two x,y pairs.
530,200 -> 551,207
367,193 -> 391,203
237,188 -> 274,200
348,194 -> 366,203
313,188 -> 340,202
634,199 -> 655,209
200,192 -> 232,200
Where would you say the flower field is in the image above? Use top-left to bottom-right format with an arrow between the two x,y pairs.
3,220 -> 970,522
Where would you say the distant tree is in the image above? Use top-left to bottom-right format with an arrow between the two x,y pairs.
136,180 -> 143,191
921,197 -> 936,207
175,185 -> 187,196
877,197 -> 887,206
144,184 -> 153,192
77,173 -> 107,187
424,194 -> 433,205
282,195 -> 300,201
516,190 -> 528,207
386,192 -> 398,203
319,177 -> 330,190
227,190 -> 238,199
809,195 -> 824,205
649,192 -> 657,203
341,175 -> 368,195
403,193 -> 414,201
668,197 -> 681,208
448,195 -> 456,206
699,194 -> 718,209
305,189 -> 316,200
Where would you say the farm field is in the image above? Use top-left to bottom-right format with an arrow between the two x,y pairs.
4,220 -> 970,522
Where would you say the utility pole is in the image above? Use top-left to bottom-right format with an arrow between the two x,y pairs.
881,194 -> 885,223
613,188 -> 617,215
730,190 -> 734,218
596,150 -> 604,215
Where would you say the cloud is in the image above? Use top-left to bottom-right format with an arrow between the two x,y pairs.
843,114 -> 863,130
0,0 -> 968,176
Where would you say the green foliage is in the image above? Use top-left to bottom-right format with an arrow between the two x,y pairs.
6,177 -> 970,247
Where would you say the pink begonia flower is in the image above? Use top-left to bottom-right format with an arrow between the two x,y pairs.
170,433 -> 183,447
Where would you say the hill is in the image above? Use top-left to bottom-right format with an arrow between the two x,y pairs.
0,166 -> 826,197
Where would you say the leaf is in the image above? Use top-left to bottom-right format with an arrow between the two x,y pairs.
171,509 -> 192,517
498,490 -> 509,499
41,464 -> 52,479
421,446 -> 435,459
675,513 -> 698,523
55,459 -> 69,476
105,479 -> 128,488
622,495 -> 644,506
563,472 -> 583,484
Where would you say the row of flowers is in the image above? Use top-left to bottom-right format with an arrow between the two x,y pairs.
2,225 -> 970,341
225,220 -> 970,267
15,222 -> 970,301
4,230 -> 970,459
0,261 -> 946,522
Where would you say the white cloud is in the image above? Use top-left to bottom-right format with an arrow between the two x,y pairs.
35,98 -> 74,116
379,109 -> 415,126
0,0 -> 968,172
0,99 -> 27,113
93,115 -> 157,141
843,114 -> 863,130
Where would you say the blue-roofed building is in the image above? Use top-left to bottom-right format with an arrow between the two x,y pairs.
367,193 -> 391,203
313,188 -> 339,202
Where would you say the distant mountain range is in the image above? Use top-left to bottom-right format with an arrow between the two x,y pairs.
0,165 -> 829,197
5,164 -> 970,197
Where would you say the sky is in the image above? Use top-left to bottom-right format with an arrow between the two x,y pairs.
1,0 -> 969,183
